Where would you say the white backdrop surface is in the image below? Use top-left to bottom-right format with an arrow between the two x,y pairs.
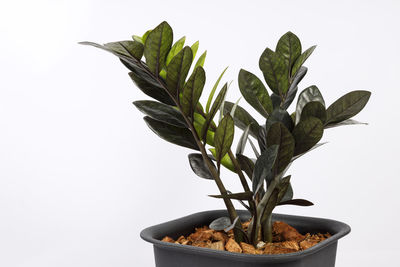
1,0 -> 399,266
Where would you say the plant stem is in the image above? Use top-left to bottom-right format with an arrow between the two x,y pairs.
263,213 -> 273,243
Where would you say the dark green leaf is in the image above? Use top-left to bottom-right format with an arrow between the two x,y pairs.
180,66 -> 206,117
144,21 -> 173,74
291,142 -> 327,161
281,66 -> 308,110
166,36 -> 186,66
166,46 -> 193,96
201,83 -> 228,142
292,45 -> 316,77
223,101 -> 260,139
292,117 -> 324,155
143,116 -> 198,150
128,70 -> 175,106
300,101 -> 327,123
214,114 -> 235,167
325,119 -> 367,129
271,93 -> 282,109
280,183 -> 293,202
276,175 -> 292,204
257,126 -> 267,152
209,217 -> 231,231
236,154 -> 255,180
259,48 -> 289,94
206,67 -> 228,113
194,51 -> 207,69
326,90 -> 371,124
188,153 -> 214,180
133,100 -> 186,127
277,199 -> 314,206
236,124 -> 251,155
296,85 -> 325,124
266,122 -> 295,174
252,145 -> 279,193
266,108 -> 294,132
209,191 -> 253,201
238,69 -> 273,117
79,41 -> 144,61
276,32 -> 301,77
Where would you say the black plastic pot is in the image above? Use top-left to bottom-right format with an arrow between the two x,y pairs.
141,210 -> 350,267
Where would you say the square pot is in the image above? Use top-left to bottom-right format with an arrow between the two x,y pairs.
140,210 -> 350,267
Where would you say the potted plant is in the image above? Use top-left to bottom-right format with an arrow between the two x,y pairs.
80,21 -> 370,267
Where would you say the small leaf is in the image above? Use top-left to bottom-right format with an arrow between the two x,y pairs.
230,97 -> 242,118
277,199 -> 314,206
292,117 -> 324,155
300,101 -> 327,123
223,217 -> 240,232
209,217 -> 231,231
209,192 -> 253,201
252,145 -> 279,193
281,66 -> 308,110
206,67 -> 228,113
236,154 -> 255,180
128,69 -> 175,106
257,126 -> 267,153
266,122 -> 295,174
325,119 -> 368,129
326,90 -> 371,124
181,66 -> 206,117
143,116 -> 199,150
144,21 -> 173,74
166,46 -> 193,96
133,100 -> 186,127
191,41 -> 199,60
194,51 -> 207,69
209,148 -> 236,172
236,124 -> 251,155
166,36 -> 186,66
275,31 -> 302,77
238,69 -> 273,118
188,153 -> 214,180
223,101 -> 260,139
214,114 -> 235,167
292,45 -> 316,77
296,85 -> 325,124
259,48 -> 289,94
104,41 -> 144,59
249,138 -> 260,158
280,183 -> 293,202
142,30 -> 151,44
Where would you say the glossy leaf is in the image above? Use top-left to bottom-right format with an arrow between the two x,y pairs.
236,124 -> 251,155
281,66 -> 308,110
300,101 -> 327,123
259,48 -> 289,94
194,51 -> 207,69
291,142 -> 327,161
277,199 -> 314,206
236,154 -> 255,180
325,119 -> 367,129
326,90 -> 371,124
266,122 -> 295,174
214,114 -> 235,167
79,41 -> 144,62
191,41 -> 199,59
144,21 -> 173,74
276,32 -> 301,77
295,85 -> 325,124
209,217 -> 231,231
166,36 -> 186,66
292,117 -> 324,155
128,70 -> 175,105
166,46 -> 193,96
223,217 -> 240,232
257,126 -> 267,152
188,153 -> 214,180
142,30 -> 151,44
209,191 -> 253,201
252,145 -> 279,194
181,66 -> 206,117
280,183 -> 293,202
223,101 -> 260,139
266,108 -> 294,132
133,100 -> 186,127
143,116 -> 199,150
238,69 -> 273,118
206,67 -> 228,113
292,45 -> 316,77
209,148 -> 235,172
201,83 -> 228,142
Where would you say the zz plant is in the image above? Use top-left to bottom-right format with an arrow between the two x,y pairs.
80,21 -> 370,246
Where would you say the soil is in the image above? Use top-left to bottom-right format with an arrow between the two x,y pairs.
161,220 -> 331,255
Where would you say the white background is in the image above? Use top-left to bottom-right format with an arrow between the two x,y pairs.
1,0 -> 399,266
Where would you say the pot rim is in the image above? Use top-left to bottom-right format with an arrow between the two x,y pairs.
140,210 -> 351,263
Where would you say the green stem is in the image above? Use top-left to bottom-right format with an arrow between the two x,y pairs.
263,213 -> 273,243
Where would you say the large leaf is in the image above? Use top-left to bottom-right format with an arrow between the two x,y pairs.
252,145 -> 279,194
238,69 -> 273,117
144,21 -> 173,74
143,116 -> 198,150
188,153 -> 214,180
133,100 -> 186,127
214,114 -> 235,167
128,69 -> 175,106
79,41 -> 144,61
180,66 -> 206,117
275,32 -> 302,77
223,101 -> 260,139
292,117 -> 324,155
166,46 -> 193,96
236,154 -> 255,180
300,101 -> 327,123
209,191 -> 253,201
292,45 -> 316,77
325,119 -> 367,129
266,108 -> 294,132
295,85 -> 325,124
201,83 -> 228,142
326,90 -> 371,124
259,48 -> 289,94
266,122 -> 295,174
209,217 -> 232,231
166,36 -> 186,66
281,66 -> 308,110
